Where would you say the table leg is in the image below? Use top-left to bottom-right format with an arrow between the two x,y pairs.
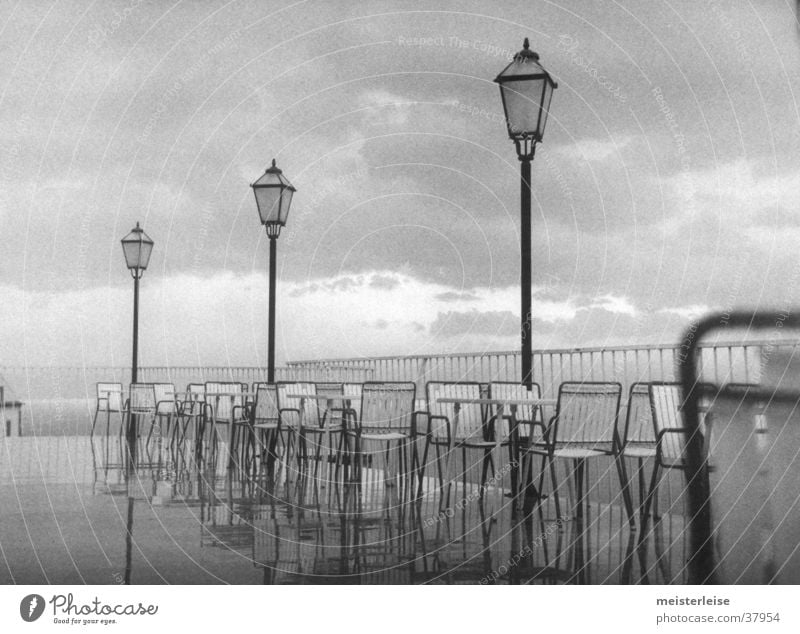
439,402 -> 460,513
227,395 -> 236,472
298,396 -> 307,471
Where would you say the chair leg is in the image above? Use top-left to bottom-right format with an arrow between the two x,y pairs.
461,445 -> 467,498
613,452 -> 636,531
334,431 -> 345,481
312,432 -> 323,480
354,434 -> 364,482
638,462 -> 663,552
434,443 -> 443,489
480,447 -> 491,498
267,429 -> 279,477
508,441 -> 519,499
637,458 -> 646,516
548,453 -> 562,522
416,436 -> 430,500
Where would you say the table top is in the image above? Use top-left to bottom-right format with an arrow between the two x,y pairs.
205,390 -> 252,397
435,397 -> 557,407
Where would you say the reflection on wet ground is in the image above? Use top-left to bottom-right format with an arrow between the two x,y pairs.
0,430 -> 689,584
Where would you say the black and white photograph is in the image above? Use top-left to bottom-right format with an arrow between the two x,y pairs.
1,0 -> 800,629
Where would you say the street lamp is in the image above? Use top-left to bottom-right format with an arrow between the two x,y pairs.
251,158 -> 296,382
121,222 -> 154,384
495,38 -> 557,389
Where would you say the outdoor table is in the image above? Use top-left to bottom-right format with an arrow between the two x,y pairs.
434,396 -> 556,508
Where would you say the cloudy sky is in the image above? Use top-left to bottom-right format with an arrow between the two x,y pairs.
1,0 -> 800,368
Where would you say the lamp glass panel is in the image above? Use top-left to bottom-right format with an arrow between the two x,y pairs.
138,239 -> 153,269
278,187 -> 293,224
538,80 -> 554,140
254,186 -> 283,224
500,76 -> 546,138
122,240 -> 141,269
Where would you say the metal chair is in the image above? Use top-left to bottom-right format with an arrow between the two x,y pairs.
151,382 -> 178,446
524,382 -> 623,523
276,382 -> 320,467
637,382 -> 686,548
422,382 -> 495,501
343,382 -> 363,421
344,382 -> 417,488
312,382 -> 345,477
617,382 -> 656,529
91,382 -> 124,436
176,383 -> 206,455
249,383 -> 281,477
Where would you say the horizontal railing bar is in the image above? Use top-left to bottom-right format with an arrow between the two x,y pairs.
286,338 -> 800,365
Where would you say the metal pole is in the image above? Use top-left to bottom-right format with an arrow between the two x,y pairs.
128,272 -> 140,473
132,273 -> 140,383
268,236 -> 277,383
520,157 -> 533,389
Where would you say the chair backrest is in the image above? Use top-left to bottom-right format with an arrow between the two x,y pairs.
553,382 -> 622,447
488,381 -> 543,439
129,383 -> 156,413
316,382 -> 343,397
253,384 -> 279,422
204,381 -> 243,421
358,382 -> 416,435
180,383 -> 205,416
187,383 -> 206,401
649,383 -> 685,466
97,382 -> 123,412
426,382 -> 484,441
623,382 -> 654,445
153,383 -> 177,415
276,382 -> 319,428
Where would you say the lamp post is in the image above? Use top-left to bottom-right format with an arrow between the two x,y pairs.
121,222 -> 154,383
495,38 -> 557,389
120,222 -> 153,471
251,159 -> 296,382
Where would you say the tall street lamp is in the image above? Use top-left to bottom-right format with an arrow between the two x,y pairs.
495,38 -> 557,389
121,222 -> 154,383
120,222 -> 153,472
251,158 -> 296,382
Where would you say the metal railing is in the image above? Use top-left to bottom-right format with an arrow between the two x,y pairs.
283,340 -> 782,399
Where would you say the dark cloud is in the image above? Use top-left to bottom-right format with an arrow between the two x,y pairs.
431,310 -> 519,338
435,291 -> 480,303
369,274 -> 400,290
